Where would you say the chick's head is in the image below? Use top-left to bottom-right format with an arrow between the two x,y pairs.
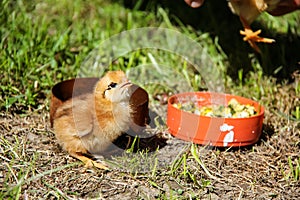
95,70 -> 132,103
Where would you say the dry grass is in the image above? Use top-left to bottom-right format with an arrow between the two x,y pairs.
1,80 -> 299,199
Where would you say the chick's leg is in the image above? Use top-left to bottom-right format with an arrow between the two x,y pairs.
54,117 -> 109,170
70,152 -> 109,170
239,17 -> 275,52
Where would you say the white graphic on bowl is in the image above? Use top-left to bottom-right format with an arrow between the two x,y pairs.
220,123 -> 234,147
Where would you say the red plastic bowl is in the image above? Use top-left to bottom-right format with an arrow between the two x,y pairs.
167,92 -> 264,147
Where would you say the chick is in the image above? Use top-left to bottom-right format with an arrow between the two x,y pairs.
228,0 -> 278,52
53,71 -> 144,169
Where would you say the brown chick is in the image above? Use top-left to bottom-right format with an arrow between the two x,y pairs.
53,71 -> 137,169
228,0 -> 279,52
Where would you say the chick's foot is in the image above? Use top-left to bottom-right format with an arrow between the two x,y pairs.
73,152 -> 109,170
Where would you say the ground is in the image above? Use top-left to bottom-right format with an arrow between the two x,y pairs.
1,80 -> 299,199
0,0 -> 300,199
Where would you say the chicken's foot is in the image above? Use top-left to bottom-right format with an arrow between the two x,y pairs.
239,16 -> 275,53
240,28 -> 275,43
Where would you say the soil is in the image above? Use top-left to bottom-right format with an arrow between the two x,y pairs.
0,83 -> 299,199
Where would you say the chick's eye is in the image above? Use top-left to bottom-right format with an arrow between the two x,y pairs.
107,82 -> 117,90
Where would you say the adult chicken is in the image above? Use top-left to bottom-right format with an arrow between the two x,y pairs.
185,0 -> 300,52
228,0 -> 280,52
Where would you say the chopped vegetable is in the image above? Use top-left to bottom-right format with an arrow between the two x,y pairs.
172,98 -> 257,118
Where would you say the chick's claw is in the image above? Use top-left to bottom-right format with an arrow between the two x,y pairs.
74,153 -> 109,170
86,160 -> 109,170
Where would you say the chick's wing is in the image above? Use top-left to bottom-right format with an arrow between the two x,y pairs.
54,94 -> 94,138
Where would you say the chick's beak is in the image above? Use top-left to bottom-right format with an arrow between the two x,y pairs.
111,81 -> 136,103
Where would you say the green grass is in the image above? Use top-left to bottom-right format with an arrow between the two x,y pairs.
1,0 -> 300,199
2,0 -> 299,112
0,0 -> 234,112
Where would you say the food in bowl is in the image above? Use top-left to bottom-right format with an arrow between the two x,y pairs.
172,98 -> 257,118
